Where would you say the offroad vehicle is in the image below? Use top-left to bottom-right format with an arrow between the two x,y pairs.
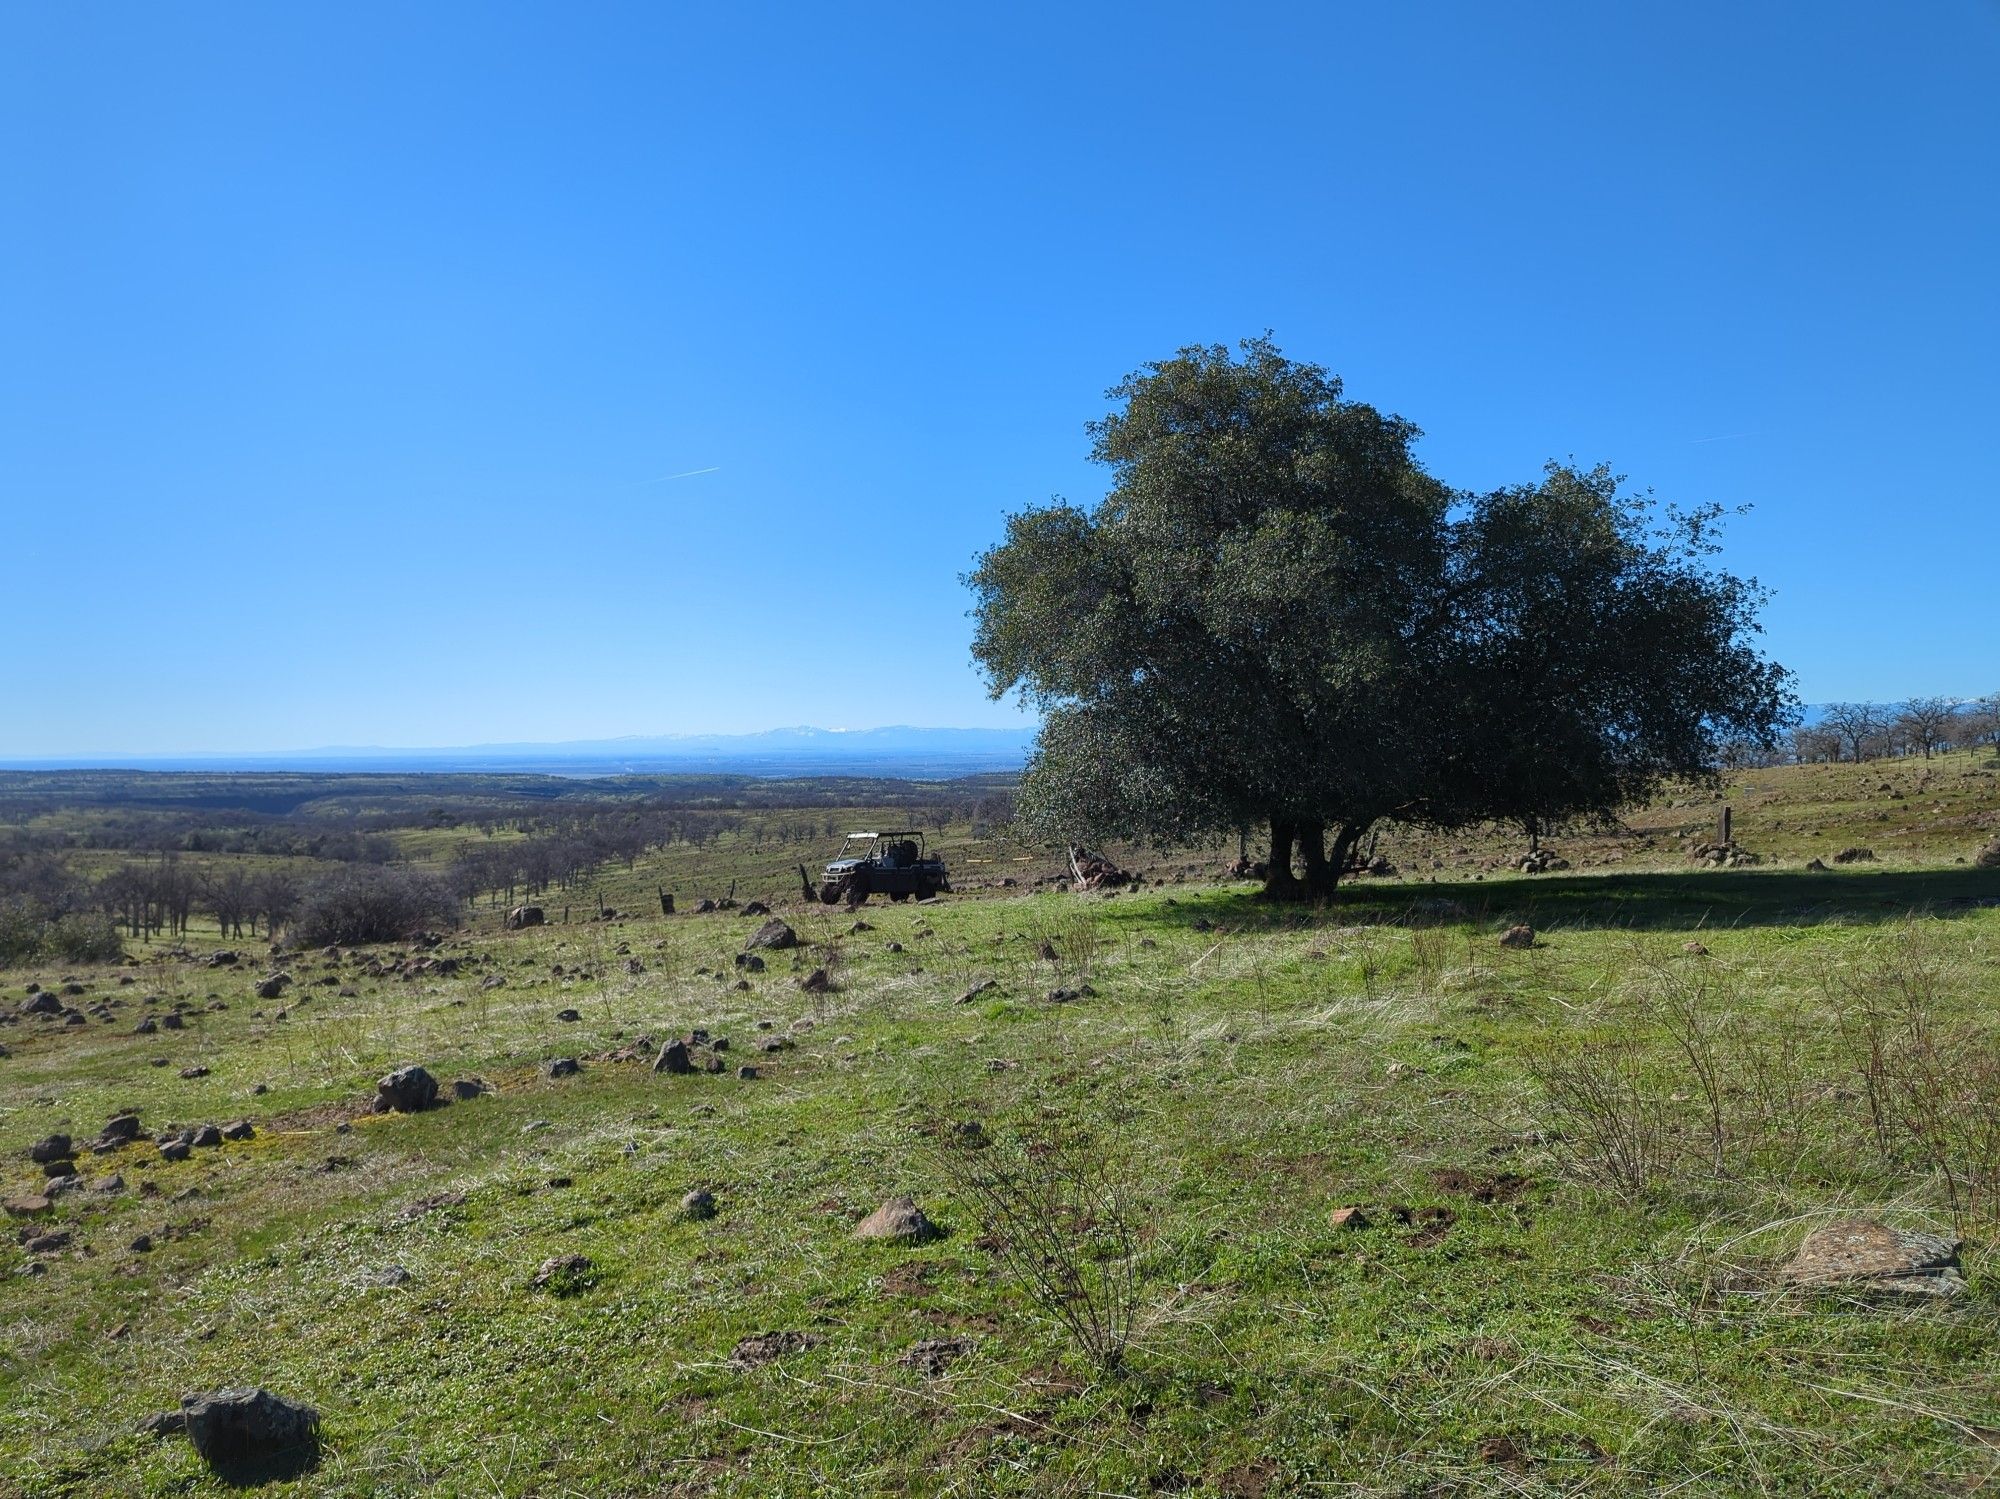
798,830 -> 951,905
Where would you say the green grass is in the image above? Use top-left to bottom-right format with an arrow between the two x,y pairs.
4,855 -> 1999,1495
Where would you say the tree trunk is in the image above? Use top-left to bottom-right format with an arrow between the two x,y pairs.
1260,817 -> 1301,898
1298,821 -> 1333,898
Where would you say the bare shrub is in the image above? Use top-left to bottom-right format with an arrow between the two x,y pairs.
1837,928 -> 2000,1232
1526,1037 -> 1674,1196
936,1116 -> 1141,1373
1406,921 -> 1453,993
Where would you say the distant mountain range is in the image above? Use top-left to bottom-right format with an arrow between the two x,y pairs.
0,726 -> 1040,779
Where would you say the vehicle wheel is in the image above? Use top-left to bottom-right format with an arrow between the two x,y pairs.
912,881 -> 932,901
818,882 -> 844,905
889,891 -> 910,903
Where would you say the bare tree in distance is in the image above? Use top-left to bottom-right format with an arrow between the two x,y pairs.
1895,696 -> 1961,760
1820,702 -> 1886,763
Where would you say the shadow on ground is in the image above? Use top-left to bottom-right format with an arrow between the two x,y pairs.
1119,867 -> 2000,935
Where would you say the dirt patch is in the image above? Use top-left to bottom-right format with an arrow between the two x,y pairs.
1431,1168 -> 1532,1203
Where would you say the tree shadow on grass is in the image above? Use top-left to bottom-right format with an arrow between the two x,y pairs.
1121,867 -> 2000,936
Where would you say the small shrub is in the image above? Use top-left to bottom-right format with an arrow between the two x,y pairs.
937,1117 -> 1141,1373
1526,1037 -> 1674,1196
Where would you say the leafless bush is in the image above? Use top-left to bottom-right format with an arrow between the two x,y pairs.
1025,905 -> 1102,979
1526,1037 -> 1675,1196
936,1117 -> 1141,1373
1836,928 -> 2000,1233
1407,921 -> 1453,992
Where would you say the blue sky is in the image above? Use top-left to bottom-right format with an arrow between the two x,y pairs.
2,2 -> 1995,756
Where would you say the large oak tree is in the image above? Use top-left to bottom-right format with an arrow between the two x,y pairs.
968,337 -> 1793,897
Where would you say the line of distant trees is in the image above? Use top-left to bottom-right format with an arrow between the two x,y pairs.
1790,695 -> 2000,764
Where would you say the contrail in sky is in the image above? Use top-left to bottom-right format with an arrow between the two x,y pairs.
646,466 -> 721,483
1688,432 -> 1755,444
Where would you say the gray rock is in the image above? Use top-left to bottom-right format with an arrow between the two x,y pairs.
374,1065 -> 438,1114
744,918 -> 798,951
1782,1217 -> 1965,1297
681,1188 -> 717,1220
653,1039 -> 693,1075
852,1195 -> 939,1244
179,1387 -> 320,1478
28,1134 -> 72,1165
545,1057 -> 581,1078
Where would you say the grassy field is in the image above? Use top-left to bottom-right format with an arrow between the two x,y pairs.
3,759 -> 1999,1496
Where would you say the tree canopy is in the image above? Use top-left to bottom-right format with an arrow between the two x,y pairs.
968,337 -> 1794,897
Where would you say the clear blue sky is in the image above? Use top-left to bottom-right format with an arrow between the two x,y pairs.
3,2 -> 1995,756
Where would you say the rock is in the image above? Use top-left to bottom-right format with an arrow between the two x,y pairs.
1498,924 -> 1536,950
28,1133 -> 73,1164
555,1008 -> 580,1022
653,1040 -> 693,1075
129,1232 -> 154,1252
179,1388 -> 320,1478
372,1265 -> 412,1287
531,1253 -> 593,1292
1782,1217 -> 1965,1297
741,900 -> 770,917
745,918 -> 798,951
42,1158 -> 77,1179
189,1124 -> 223,1148
179,1066 -> 210,1080
21,991 -> 63,1017
160,1012 -> 183,1030
1329,1205 -> 1372,1230
254,973 -> 291,1000
1975,837 -> 2000,870
545,1057 -> 581,1078
507,905 -> 545,930
800,968 -> 832,994
1682,941 -> 1709,956
138,1409 -> 186,1438
3,1194 -> 53,1217
24,1229 -> 71,1254
450,1078 -> 490,1101
1832,847 -> 1876,864
100,1114 -> 143,1144
374,1065 -> 439,1114
133,1017 -> 158,1034
680,1188 -> 717,1220
221,1120 -> 255,1141
735,1065 -> 759,1080
734,952 -> 766,973
852,1196 -> 939,1244
899,1337 -> 973,1376
956,980 -> 998,1005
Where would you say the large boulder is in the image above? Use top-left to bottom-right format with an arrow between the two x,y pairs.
1782,1217 -> 1964,1297
373,1065 -> 439,1114
179,1388 -> 320,1479
507,905 -> 545,930
745,918 -> 798,951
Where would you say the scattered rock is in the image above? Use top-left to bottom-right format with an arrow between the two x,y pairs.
1805,857 -> 1829,872
545,1057 -> 581,1079
1497,924 -> 1536,950
853,1196 -> 939,1244
450,1078 -> 490,1101
507,906 -> 545,930
1328,1205 -> 1372,1230
189,1124 -> 223,1149
254,973 -> 291,1001
745,918 -> 798,951
555,1008 -> 581,1023
179,1065 -> 210,1080
372,1265 -> 412,1287
654,1040 -> 693,1075
800,968 -> 832,994
28,1134 -> 73,1165
3,1194 -> 53,1217
1782,1217 -> 1965,1297
1682,941 -> 1709,956
24,1229 -> 70,1254
159,1138 -> 192,1162
373,1065 -> 439,1114
1831,847 -> 1876,865
735,1065 -> 759,1080
956,980 -> 998,1005
681,1188 -> 717,1220
734,953 -> 765,973
179,1388 -> 320,1479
